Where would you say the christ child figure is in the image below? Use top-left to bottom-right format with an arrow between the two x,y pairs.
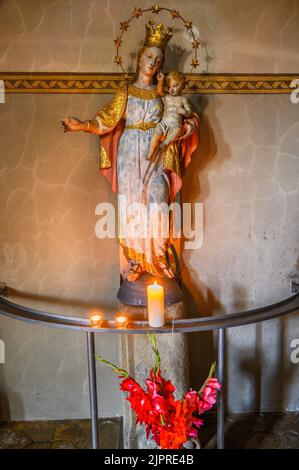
146,70 -> 193,161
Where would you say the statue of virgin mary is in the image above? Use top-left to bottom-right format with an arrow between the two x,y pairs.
62,20 -> 199,284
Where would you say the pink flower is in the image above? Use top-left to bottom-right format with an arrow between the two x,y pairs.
192,417 -> 204,429
206,377 -> 222,391
197,398 -> 213,414
202,386 -> 217,405
188,428 -> 199,438
201,378 -> 222,406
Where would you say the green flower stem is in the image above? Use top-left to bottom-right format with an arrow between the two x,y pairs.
146,333 -> 161,374
95,354 -> 129,378
198,361 -> 216,395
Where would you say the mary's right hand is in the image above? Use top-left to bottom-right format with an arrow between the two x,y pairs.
61,117 -> 83,132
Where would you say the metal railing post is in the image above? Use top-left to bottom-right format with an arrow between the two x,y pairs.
217,328 -> 225,449
87,331 -> 99,449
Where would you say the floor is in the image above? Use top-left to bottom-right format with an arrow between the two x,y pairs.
0,413 -> 298,449
0,418 -> 120,449
202,412 -> 299,449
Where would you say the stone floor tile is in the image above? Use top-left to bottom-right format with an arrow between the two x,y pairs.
0,414 -> 298,449
51,440 -> 77,449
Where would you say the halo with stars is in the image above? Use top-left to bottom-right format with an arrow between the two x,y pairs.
113,5 -> 201,84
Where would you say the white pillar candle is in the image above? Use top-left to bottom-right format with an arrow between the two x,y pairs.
147,281 -> 165,327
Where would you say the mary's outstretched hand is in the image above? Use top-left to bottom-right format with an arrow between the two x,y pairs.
61,117 -> 82,132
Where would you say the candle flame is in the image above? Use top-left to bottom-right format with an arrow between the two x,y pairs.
89,310 -> 103,328
91,314 -> 102,321
116,315 -> 127,322
115,314 -> 128,328
89,308 -> 103,320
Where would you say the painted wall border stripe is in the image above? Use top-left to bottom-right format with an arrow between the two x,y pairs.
0,73 -> 298,94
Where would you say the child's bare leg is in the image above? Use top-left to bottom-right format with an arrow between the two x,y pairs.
161,126 -> 181,147
146,133 -> 162,161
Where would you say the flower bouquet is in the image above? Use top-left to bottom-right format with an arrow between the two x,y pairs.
96,333 -> 221,449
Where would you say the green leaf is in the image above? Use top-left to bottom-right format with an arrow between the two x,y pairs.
146,333 -> 161,374
95,354 -> 129,378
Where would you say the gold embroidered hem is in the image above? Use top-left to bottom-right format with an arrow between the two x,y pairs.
163,141 -> 181,176
96,84 -> 127,129
128,84 -> 159,100
100,145 -> 111,168
124,122 -> 157,131
95,84 -> 128,169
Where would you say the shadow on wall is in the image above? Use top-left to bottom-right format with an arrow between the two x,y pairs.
178,96 -> 297,413
182,272 -> 223,391
179,93 -> 229,390
238,316 -> 298,413
231,283 -> 298,413
181,93 -> 232,205
222,310 -> 298,441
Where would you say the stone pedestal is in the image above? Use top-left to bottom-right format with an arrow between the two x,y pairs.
119,300 -> 189,449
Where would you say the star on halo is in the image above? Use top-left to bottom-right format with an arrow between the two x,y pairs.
192,40 -> 201,49
120,21 -> 129,32
114,37 -> 122,48
191,58 -> 199,68
114,56 -> 123,65
171,9 -> 180,19
132,7 -> 143,18
184,21 -> 193,31
152,5 -> 161,14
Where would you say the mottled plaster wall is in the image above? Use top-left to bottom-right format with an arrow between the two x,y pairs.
0,92 -> 123,419
0,0 -> 298,73
183,93 -> 299,411
0,0 -> 298,420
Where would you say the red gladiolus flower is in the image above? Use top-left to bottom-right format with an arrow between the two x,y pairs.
120,377 -> 141,394
118,369 -> 221,449
96,341 -> 221,449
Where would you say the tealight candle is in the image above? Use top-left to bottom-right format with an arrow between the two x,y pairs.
147,281 -> 164,327
90,313 -> 103,328
115,315 -> 128,329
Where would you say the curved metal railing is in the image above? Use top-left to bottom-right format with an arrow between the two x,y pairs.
0,281 -> 298,450
0,282 -> 298,333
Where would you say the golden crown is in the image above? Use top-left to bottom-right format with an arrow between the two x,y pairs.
144,20 -> 173,51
